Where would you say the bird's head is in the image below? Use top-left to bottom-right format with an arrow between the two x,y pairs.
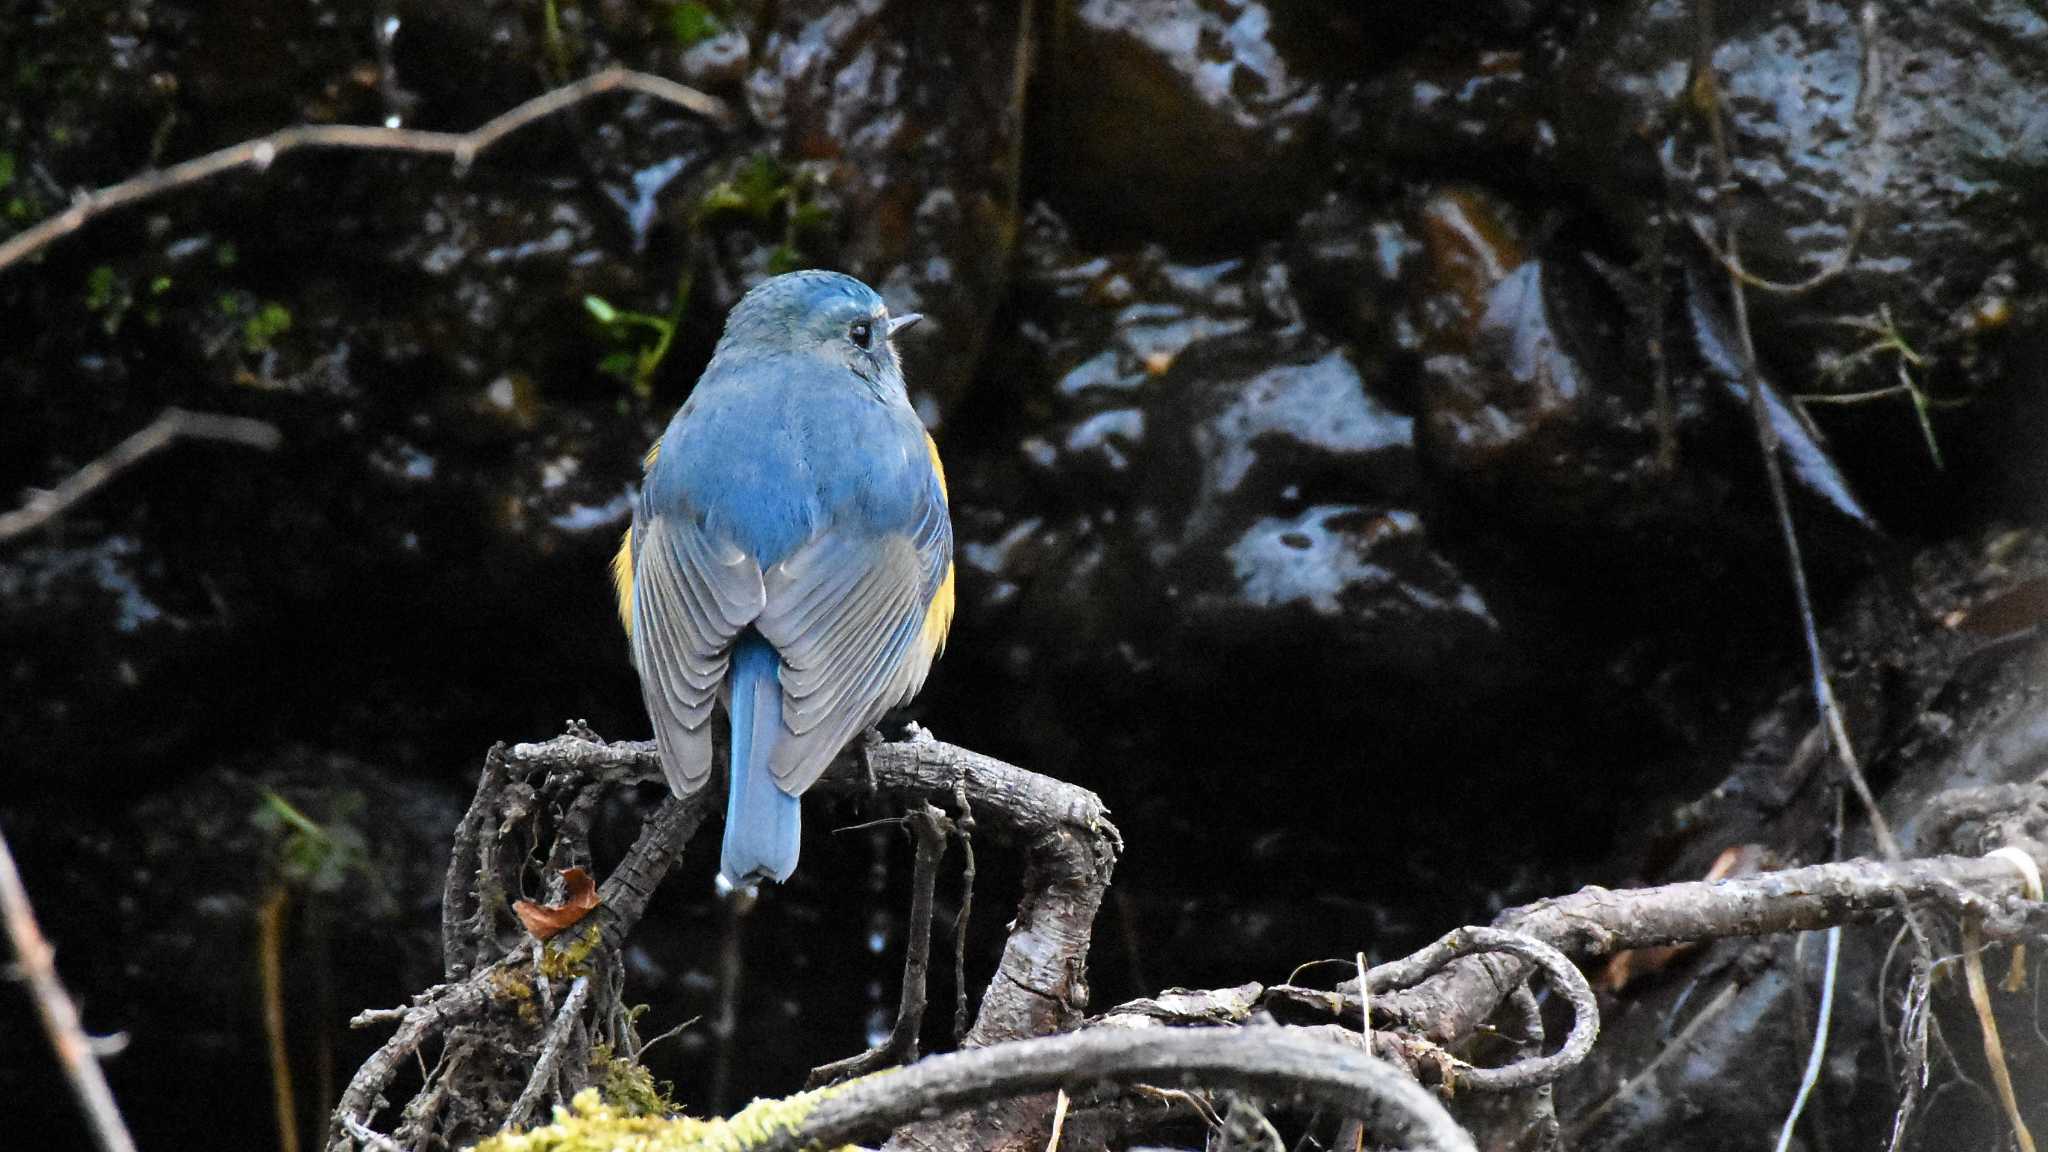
716,270 -> 921,395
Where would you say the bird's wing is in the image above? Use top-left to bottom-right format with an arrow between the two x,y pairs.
630,512 -> 766,794
754,470 -> 952,794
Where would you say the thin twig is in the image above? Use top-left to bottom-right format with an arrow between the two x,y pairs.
503,976 -> 590,1132
343,1117 -> 409,1152
1275,846 -> 2045,1062
0,825 -> 140,1152
708,886 -> 752,1114
330,981 -> 489,1151
1779,784 -> 1850,1151
952,776 -> 978,1043
1355,952 -> 1370,1042
1962,920 -> 2037,1152
809,806 -> 950,1087
1695,0 -> 1903,864
261,886 -> 302,1152
0,408 -> 282,542
0,68 -> 733,275
1044,1090 -> 1070,1152
1772,926 -> 1841,1152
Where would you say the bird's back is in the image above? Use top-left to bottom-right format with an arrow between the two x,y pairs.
647,357 -> 929,567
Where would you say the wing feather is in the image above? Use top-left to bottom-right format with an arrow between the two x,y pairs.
753,474 -> 951,793
630,513 -> 766,794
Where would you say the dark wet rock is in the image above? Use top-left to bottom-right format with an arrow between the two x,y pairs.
1334,1 -> 2048,523
1570,525 -> 2048,1151
1550,0 -> 2048,513
745,0 -> 1028,418
1396,184 -> 1876,566
1557,0 -> 2048,349
1038,0 -> 1330,244
951,204 -> 1511,709
0,751 -> 461,1151
1351,45 -> 1560,188
917,208 -> 1612,991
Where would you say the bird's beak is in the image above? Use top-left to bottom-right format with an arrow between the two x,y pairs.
887,312 -> 923,337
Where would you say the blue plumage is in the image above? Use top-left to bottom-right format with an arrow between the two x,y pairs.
617,271 -> 954,891
721,633 -> 802,884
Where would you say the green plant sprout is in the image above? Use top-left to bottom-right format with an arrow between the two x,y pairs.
582,152 -> 835,397
669,1 -> 727,47
251,789 -> 367,894
1795,305 -> 1960,471
586,284 -> 687,399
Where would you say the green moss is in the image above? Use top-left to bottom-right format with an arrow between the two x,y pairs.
487,965 -> 542,1027
698,153 -> 791,226
84,265 -> 134,333
472,1085 -> 861,1152
84,265 -> 117,312
590,1042 -> 673,1117
242,301 -> 293,353
539,923 -> 605,981
668,1 -> 724,47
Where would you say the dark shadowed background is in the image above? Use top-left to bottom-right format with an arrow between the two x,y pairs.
7,1 -> 2048,1149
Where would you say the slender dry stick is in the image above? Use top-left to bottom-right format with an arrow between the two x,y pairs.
708,887 -> 751,1114
1697,8 -> 1934,1144
951,777 -> 978,1043
1774,926 -> 1842,1152
1695,0 -> 1902,863
1044,1090 -> 1070,1152
0,68 -> 733,275
1961,920 -> 2038,1152
261,886 -> 303,1152
809,807 -> 950,1087
0,825 -> 140,1152
503,976 -> 590,1132
1774,785 -> 1848,1152
0,408 -> 282,542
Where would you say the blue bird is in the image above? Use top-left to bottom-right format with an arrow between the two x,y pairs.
612,270 -> 955,889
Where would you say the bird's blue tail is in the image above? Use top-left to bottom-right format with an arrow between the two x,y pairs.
719,633 -> 802,889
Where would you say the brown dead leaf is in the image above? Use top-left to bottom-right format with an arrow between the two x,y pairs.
512,867 -> 600,940
1946,575 -> 2048,639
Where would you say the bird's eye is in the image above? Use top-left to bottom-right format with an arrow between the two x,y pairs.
849,320 -> 873,349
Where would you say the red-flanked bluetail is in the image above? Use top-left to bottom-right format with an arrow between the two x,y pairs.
613,271 -> 954,889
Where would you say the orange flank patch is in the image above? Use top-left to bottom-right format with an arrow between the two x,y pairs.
610,441 -> 660,638
922,432 -> 956,657
611,528 -> 635,636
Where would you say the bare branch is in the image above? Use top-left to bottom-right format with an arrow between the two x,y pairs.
0,825 -> 140,1152
0,68 -> 734,276
341,729 -> 1117,1152
762,1028 -> 1478,1152
1358,928 -> 1596,1092
0,408 -> 281,542
1276,849 -> 2045,1059
503,976 -> 590,1132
